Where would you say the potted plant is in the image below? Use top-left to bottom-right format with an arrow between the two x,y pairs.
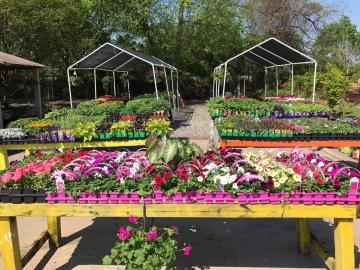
101,76 -> 112,89
110,120 -> 134,139
73,123 -> 97,142
103,215 -> 192,269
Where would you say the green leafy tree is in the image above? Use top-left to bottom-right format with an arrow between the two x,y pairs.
318,63 -> 351,108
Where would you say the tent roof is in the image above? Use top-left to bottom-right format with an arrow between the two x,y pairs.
69,43 -> 177,71
0,52 -> 45,69
217,37 -> 315,69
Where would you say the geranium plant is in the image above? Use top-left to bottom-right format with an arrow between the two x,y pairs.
103,215 -> 191,269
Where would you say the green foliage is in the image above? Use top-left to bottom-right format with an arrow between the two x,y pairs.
44,108 -> 73,120
73,123 -> 97,142
7,118 -> 39,130
110,121 -> 134,134
318,64 -> 351,107
126,97 -> 169,114
145,118 -> 173,138
146,137 -> 203,164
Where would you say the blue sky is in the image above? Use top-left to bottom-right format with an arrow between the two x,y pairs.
319,0 -> 360,29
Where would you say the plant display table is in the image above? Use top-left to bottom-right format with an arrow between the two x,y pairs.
0,140 -> 145,170
0,203 -> 358,270
220,139 -> 360,148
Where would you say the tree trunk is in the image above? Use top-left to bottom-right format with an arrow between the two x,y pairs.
175,0 -> 185,68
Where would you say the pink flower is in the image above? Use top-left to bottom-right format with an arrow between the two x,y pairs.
171,225 -> 177,231
118,226 -> 132,240
0,171 -> 13,183
129,215 -> 138,224
333,179 -> 341,187
145,229 -> 158,241
183,244 -> 192,256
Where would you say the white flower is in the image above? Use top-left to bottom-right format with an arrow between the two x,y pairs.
237,166 -> 245,174
350,177 -> 359,183
197,176 -> 204,182
119,177 -> 125,184
133,162 -> 140,171
220,175 -> 228,186
229,174 -> 237,183
327,167 -> 334,172
220,167 -> 230,173
310,159 -> 316,164
232,183 -> 238,189
306,170 -> 314,178
129,167 -> 137,175
317,161 -> 325,168
74,166 -> 80,173
94,172 -> 102,178
103,166 -> 109,174
274,182 -> 280,188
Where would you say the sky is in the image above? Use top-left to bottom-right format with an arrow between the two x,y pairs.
319,0 -> 360,29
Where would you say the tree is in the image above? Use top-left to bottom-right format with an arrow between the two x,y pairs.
318,63 -> 350,108
314,16 -> 360,74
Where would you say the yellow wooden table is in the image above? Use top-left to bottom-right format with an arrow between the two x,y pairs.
0,140 -> 146,170
0,203 -> 358,270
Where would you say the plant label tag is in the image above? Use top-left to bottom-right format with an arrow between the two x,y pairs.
56,178 -> 65,192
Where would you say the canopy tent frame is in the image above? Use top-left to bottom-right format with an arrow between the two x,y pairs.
212,37 -> 317,102
67,43 -> 179,110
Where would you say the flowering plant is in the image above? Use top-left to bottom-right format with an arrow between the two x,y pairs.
103,215 -> 191,269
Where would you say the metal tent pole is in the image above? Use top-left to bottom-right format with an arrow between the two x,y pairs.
113,72 -> 116,96
243,78 -> 246,96
152,65 -> 159,99
291,65 -> 294,95
276,66 -> 279,96
94,69 -> 97,99
264,68 -> 267,97
67,68 -> 73,108
222,63 -> 228,97
176,71 -> 180,108
163,67 -> 171,103
170,69 -> 176,109
312,61 -> 317,102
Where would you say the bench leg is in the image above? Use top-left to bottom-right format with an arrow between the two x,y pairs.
0,217 -> 22,270
0,148 -> 9,170
296,218 -> 310,255
334,218 -> 354,270
47,216 -> 61,248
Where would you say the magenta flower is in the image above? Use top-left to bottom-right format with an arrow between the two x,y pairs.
145,229 -> 158,241
183,245 -> 192,256
129,215 -> 138,224
171,225 -> 177,231
118,226 -> 132,240
333,179 -> 341,187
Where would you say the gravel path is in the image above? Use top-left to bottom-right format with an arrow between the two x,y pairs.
172,102 -> 211,140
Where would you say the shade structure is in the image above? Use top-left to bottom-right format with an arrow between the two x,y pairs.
67,43 -> 179,110
0,52 -> 44,127
0,52 -> 44,69
213,37 -> 317,102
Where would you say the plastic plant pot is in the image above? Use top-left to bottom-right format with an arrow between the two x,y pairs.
78,192 -> 89,204
120,193 -> 130,204
174,192 -> 184,203
322,192 -> 336,205
99,133 -> 106,140
237,193 -> 247,205
46,193 -> 56,204
129,192 -> 140,203
142,195 -> 153,204
57,192 -> 68,204
269,193 -> 282,204
109,192 -> 120,204
258,191 -> 270,204
289,191 -> 302,204
214,192 -> 226,204
184,191 -> 195,203
195,193 -> 204,203
302,192 -> 315,205
128,132 -> 134,138
23,188 -> 35,204
98,192 -> 109,204
313,193 -> 325,205
335,193 -> 346,205
154,190 -> 164,203
224,193 -> 235,204
204,192 -> 214,204
10,189 -> 23,204
88,193 -> 98,204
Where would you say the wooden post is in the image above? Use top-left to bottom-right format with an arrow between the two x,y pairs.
296,218 -> 311,255
334,218 -> 354,270
0,147 -> 9,170
32,69 -> 42,118
0,217 -> 22,270
47,216 -> 61,247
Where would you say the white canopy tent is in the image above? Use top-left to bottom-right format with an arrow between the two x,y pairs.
67,43 -> 180,109
213,37 -> 317,102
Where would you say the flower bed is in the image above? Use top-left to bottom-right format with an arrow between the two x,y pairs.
1,148 -> 358,205
215,116 -> 360,140
2,95 -> 171,144
208,97 -> 331,119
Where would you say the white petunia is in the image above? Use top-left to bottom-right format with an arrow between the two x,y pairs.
317,161 -> 325,168
232,183 -> 238,189
197,176 -> 204,182
237,166 -> 245,174
294,174 -> 302,182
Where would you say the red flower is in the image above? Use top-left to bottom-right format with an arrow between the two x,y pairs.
333,179 -> 341,187
163,172 -> 171,180
77,150 -> 89,157
35,151 -> 44,157
154,175 -> 164,185
316,177 -> 324,185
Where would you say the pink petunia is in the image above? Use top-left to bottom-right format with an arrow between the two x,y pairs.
129,215 -> 138,224
1,171 -> 13,183
118,226 -> 132,240
145,229 -> 158,241
183,245 -> 192,256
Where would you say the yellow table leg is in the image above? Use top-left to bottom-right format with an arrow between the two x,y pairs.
0,217 -> 22,270
334,218 -> 354,270
47,216 -> 61,247
0,148 -> 9,170
24,149 -> 31,156
296,218 -> 311,255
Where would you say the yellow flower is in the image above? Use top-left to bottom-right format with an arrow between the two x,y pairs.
294,174 -> 302,182
278,174 -> 288,184
274,182 -> 281,188
255,165 -> 263,172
